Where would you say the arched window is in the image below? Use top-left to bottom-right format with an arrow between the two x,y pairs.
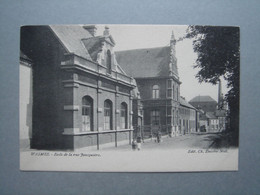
106,50 -> 112,74
120,102 -> 127,129
82,96 -> 93,131
104,99 -> 112,130
152,85 -> 159,99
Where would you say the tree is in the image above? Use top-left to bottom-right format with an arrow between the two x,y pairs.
184,26 -> 240,146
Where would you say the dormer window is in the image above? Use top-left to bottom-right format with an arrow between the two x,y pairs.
106,50 -> 112,74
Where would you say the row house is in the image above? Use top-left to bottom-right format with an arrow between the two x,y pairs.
179,97 -> 198,135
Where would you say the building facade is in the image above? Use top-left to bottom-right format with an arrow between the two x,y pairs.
179,97 -> 198,135
20,25 -> 136,150
116,32 -> 181,137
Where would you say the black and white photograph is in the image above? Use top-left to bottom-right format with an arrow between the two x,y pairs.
20,25 -> 239,172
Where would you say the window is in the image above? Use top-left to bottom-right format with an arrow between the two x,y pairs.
176,86 -> 179,101
104,99 -> 112,130
151,110 -> 160,125
173,85 -> 175,99
82,96 -> 93,131
172,110 -> 175,124
106,50 -> 112,74
120,102 -> 127,129
167,80 -> 172,98
152,85 -> 159,99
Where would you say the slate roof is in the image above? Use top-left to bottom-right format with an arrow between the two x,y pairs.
50,25 -> 93,60
189,95 -> 217,103
206,112 -> 218,119
180,97 -> 196,110
199,111 -> 217,120
115,46 -> 178,78
81,36 -> 104,61
50,25 -> 127,76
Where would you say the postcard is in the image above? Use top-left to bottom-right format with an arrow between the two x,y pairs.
20,25 -> 239,172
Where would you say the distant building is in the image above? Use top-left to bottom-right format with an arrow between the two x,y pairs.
190,80 -> 227,132
179,97 -> 198,135
20,25 -> 136,150
189,95 -> 218,113
116,32 -> 181,137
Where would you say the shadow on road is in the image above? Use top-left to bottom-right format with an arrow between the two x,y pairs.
202,132 -> 239,149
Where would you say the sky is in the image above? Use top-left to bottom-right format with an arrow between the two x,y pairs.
96,25 -> 228,102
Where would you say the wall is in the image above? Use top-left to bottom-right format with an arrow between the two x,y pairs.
20,61 -> 33,149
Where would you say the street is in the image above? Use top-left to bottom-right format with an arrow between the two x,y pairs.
101,133 -> 222,152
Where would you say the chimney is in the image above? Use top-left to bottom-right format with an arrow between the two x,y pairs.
218,79 -> 224,109
103,26 -> 110,36
83,25 -> 97,36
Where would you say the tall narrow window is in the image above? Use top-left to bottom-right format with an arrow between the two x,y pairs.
152,85 -> 159,99
82,96 -> 93,131
106,50 -> 112,74
173,85 -> 175,100
120,102 -> 127,129
176,86 -> 179,101
104,99 -> 112,130
167,80 -> 172,98
172,110 -> 175,124
151,110 -> 160,125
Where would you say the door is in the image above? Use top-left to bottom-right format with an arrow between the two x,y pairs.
151,110 -> 160,135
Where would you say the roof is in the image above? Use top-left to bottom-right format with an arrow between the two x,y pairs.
189,95 -> 217,103
206,112 -> 218,119
215,110 -> 226,117
50,25 -> 93,60
200,111 -> 217,120
81,36 -> 104,61
50,25 -> 127,76
115,46 -> 178,78
180,97 -> 196,110
20,51 -> 32,62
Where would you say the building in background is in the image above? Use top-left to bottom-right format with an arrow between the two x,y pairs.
116,32 -> 181,137
179,97 -> 198,135
189,80 -> 227,132
189,95 -> 218,113
20,25 -> 136,150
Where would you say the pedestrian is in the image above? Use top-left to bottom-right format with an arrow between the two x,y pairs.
132,139 -> 137,151
137,136 -> 142,151
157,130 -> 161,143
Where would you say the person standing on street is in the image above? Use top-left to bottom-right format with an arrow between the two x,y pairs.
137,136 -> 142,151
